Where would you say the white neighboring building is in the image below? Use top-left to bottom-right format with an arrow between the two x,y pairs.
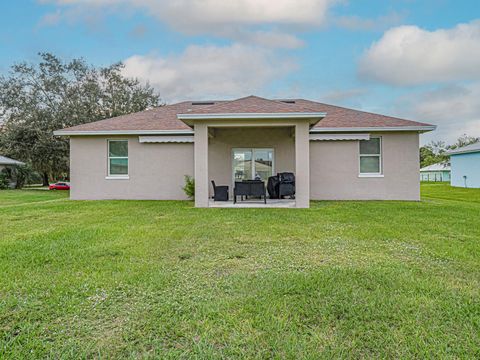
447,142 -> 480,188
420,162 -> 451,182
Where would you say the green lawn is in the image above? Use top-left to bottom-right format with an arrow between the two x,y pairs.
1,184 -> 479,358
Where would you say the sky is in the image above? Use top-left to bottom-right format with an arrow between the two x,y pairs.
1,0 -> 479,144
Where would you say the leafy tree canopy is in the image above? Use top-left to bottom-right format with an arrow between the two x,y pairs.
420,134 -> 480,168
0,53 -> 161,184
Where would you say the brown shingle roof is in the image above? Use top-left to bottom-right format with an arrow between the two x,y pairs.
55,101 -> 196,132
296,99 -> 433,129
55,95 -> 434,134
183,95 -> 319,114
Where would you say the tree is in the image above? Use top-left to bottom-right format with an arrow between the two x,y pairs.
0,53 -> 161,185
448,134 -> 480,150
420,134 -> 480,168
419,140 -> 449,168
419,146 -> 436,168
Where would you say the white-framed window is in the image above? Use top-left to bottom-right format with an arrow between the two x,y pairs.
359,136 -> 382,176
107,140 -> 129,177
232,148 -> 274,184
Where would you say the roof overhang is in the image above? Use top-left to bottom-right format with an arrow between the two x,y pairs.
0,160 -> 25,166
177,112 -> 327,126
53,129 -> 194,136
420,168 -> 451,172
310,125 -> 436,133
446,150 -> 480,155
53,125 -> 436,136
446,147 -> 480,155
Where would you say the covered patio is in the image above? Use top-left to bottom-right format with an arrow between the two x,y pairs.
178,115 -> 322,208
208,126 -> 295,206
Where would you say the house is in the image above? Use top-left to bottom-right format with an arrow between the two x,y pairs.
447,142 -> 480,188
420,162 -> 451,182
0,155 -> 24,173
0,155 -> 25,188
54,96 -> 435,208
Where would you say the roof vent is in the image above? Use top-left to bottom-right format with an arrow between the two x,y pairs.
192,101 -> 215,105
280,100 -> 295,104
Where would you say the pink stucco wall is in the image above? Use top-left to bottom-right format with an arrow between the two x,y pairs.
69,131 -> 420,201
310,132 -> 420,200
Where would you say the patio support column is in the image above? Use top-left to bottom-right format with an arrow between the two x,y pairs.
194,122 -> 209,207
295,121 -> 310,208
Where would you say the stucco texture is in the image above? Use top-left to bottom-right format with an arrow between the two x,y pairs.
69,131 -> 420,201
70,136 -> 193,200
310,132 -> 420,200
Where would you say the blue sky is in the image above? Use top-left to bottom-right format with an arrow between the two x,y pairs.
1,1 -> 479,143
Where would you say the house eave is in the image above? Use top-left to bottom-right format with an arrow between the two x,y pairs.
177,112 -> 327,126
0,161 -> 25,166
53,129 -> 194,136
53,125 -> 436,136
310,125 -> 436,133
446,149 -> 480,156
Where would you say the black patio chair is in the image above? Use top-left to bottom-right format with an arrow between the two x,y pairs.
211,180 -> 229,201
278,172 -> 295,198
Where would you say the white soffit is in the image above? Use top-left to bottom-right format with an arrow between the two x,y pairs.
309,133 -> 370,141
139,136 -> 194,143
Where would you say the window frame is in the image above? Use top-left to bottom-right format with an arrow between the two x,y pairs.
231,148 -> 275,185
107,139 -> 129,179
358,136 -> 383,177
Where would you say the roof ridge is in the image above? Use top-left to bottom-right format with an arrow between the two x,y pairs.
193,95 -> 292,112
271,98 -> 322,113
182,95 -> 324,115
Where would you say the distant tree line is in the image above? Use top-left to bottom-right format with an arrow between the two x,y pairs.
0,53 -> 161,186
420,134 -> 480,168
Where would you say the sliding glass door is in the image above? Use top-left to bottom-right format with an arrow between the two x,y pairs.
232,148 -> 274,183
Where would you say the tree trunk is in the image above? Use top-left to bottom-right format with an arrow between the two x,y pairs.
42,172 -> 49,187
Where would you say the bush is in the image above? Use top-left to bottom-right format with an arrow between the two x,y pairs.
12,164 -> 34,189
0,171 -> 9,190
182,175 -> 195,200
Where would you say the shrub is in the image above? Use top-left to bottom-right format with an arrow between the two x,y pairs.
182,175 -> 195,200
11,164 -> 34,189
0,171 -> 9,190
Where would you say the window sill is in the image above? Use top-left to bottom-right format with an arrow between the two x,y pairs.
358,174 -> 384,178
105,176 -> 130,180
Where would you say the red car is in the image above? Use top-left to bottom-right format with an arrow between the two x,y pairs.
49,182 -> 70,190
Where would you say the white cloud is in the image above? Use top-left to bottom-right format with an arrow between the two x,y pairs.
121,44 -> 297,101
359,20 -> 480,86
395,83 -> 480,143
39,0 -> 338,48
40,0 -> 337,32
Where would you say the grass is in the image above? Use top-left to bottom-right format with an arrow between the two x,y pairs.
0,184 -> 479,358
0,188 -> 68,206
